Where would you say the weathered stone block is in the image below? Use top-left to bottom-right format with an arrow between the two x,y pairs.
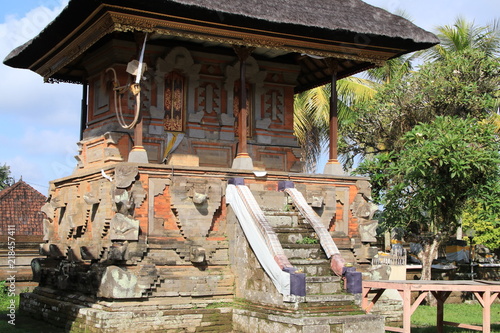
97,266 -> 140,298
303,324 -> 330,333
167,153 -> 200,166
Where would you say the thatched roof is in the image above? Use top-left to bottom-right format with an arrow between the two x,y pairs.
172,0 -> 436,44
4,0 -> 438,91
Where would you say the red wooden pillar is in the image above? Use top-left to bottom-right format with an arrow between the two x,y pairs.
232,46 -> 254,170
128,33 -> 149,163
323,59 -> 344,175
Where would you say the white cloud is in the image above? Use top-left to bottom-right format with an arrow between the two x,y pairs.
0,0 -> 80,128
6,155 -> 51,195
0,0 -> 77,192
0,0 -> 69,53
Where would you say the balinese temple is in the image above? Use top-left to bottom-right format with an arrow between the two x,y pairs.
4,0 -> 438,332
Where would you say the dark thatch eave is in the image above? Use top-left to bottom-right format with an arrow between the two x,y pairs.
3,0 -> 438,90
165,0 -> 438,44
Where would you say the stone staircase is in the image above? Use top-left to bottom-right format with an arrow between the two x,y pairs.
250,188 -> 359,310
228,187 -> 387,332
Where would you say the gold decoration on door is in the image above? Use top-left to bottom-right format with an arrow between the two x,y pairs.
163,71 -> 186,132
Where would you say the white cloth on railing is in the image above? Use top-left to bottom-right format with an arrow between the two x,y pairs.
226,184 -> 291,295
284,188 -> 340,258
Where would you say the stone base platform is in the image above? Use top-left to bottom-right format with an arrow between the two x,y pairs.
21,288 -> 385,332
232,300 -> 384,333
20,287 -> 234,333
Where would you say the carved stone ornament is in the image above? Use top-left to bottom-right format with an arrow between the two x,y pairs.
110,213 -> 140,241
190,246 -> 206,263
359,221 -> 378,243
115,165 -> 139,189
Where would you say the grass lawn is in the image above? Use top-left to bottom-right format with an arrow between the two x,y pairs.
392,303 -> 500,333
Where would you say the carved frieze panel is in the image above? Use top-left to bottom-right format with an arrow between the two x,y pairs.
263,88 -> 284,124
197,80 -> 221,117
110,213 -> 140,240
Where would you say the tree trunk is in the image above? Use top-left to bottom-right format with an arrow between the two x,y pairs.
418,236 -> 441,306
419,237 -> 439,281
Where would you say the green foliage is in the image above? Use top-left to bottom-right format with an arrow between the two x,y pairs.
358,117 -> 500,237
0,164 -> 14,190
344,19 -> 500,281
0,281 -> 8,307
342,49 -> 500,166
296,236 -> 319,244
462,202 -> 500,250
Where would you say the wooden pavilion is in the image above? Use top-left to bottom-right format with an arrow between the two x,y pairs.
4,1 -> 438,332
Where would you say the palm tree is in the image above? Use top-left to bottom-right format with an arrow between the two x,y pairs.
293,54 -> 419,174
293,77 -> 375,173
421,17 -> 500,61
364,56 -> 413,84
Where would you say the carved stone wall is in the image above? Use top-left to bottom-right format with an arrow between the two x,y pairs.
35,163 -> 234,304
26,164 -> 380,331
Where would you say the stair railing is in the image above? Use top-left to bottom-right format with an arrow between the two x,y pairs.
284,187 -> 345,276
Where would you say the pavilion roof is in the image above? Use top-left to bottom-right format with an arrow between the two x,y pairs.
4,0 -> 438,92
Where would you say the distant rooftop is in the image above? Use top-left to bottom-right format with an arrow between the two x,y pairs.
0,181 -> 46,236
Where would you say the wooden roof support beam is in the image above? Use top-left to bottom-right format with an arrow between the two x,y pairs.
323,58 -> 344,175
232,45 -> 255,170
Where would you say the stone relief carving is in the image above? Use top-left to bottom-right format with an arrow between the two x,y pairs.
170,177 -> 223,239
263,88 -> 284,123
110,214 -> 140,240
98,265 -> 139,298
114,164 -> 139,188
352,180 -> 378,243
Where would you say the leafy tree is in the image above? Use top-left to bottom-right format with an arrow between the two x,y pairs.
358,117 -> 500,280
0,164 -> 14,190
341,48 -> 500,165
364,55 -> 414,85
421,17 -> 500,134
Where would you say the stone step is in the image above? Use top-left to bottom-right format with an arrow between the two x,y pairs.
283,244 -> 327,260
250,191 -> 288,211
306,275 -> 341,295
304,293 -> 355,304
274,227 -> 318,245
289,258 -> 332,277
332,236 -> 352,248
264,213 -> 301,228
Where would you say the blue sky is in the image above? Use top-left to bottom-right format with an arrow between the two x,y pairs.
0,0 -> 499,194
